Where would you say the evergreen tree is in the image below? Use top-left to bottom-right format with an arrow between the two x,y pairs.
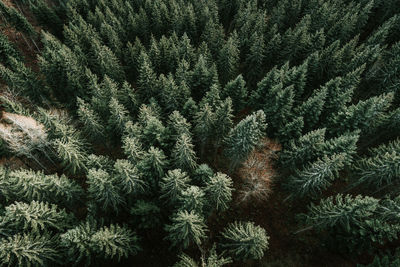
354,139 -> 400,188
218,31 -> 240,84
280,128 -> 326,170
87,168 -> 124,213
0,201 -> 74,235
220,221 -> 269,260
245,32 -> 265,86
224,111 -> 266,172
294,87 -> 327,131
192,164 -> 214,186
167,111 -> 192,145
205,172 -> 234,212
222,75 -> 248,113
178,186 -> 206,214
286,153 -> 346,199
329,93 -> 394,136
174,244 -> 232,267
137,146 -> 168,190
122,136 -> 145,164
0,168 -> 83,205
277,116 -> 304,145
108,97 -> 130,134
165,210 -> 208,249
76,97 -> 105,140
172,134 -> 198,172
212,98 -> 234,153
114,159 -> 146,195
160,169 -> 190,205
53,136 -> 87,175
0,233 -> 60,267
137,51 -> 158,103
191,55 -> 218,101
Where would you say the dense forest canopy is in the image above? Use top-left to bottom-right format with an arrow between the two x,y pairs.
0,0 -> 399,266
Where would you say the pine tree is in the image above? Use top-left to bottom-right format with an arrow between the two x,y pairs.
122,136 -> 145,164
220,221 -> 269,260
0,2 -> 36,36
192,164 -> 214,186
165,210 -> 208,249
0,233 -> 60,267
329,93 -> 394,136
137,146 -> 168,190
174,244 -> 232,267
108,97 -> 130,134
212,98 -> 234,153
172,133 -> 198,172
178,186 -> 206,214
0,201 -> 74,235
205,172 -> 234,212
114,159 -> 146,195
354,139 -> 400,188
224,110 -> 266,172
160,169 -> 190,205
245,32 -> 265,86
87,168 -> 125,213
218,31 -> 240,84
53,136 -> 87,174
167,111 -> 192,144
89,39 -> 125,83
279,128 -> 326,170
0,168 -> 83,205
191,55 -> 218,101
76,97 -> 105,140
222,75 -> 248,113
194,103 -> 215,157
137,51 -> 158,103
158,73 -> 190,113
286,153 -> 346,199
136,104 -> 166,148
90,224 -> 140,261
277,116 -> 304,145
294,87 -> 327,131
0,33 -> 22,65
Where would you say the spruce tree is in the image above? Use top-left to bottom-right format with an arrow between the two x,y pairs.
165,210 -> 208,249
137,146 -> 168,190
0,168 -> 83,205
354,139 -> 400,188
0,233 -> 60,267
218,31 -> 240,84
205,172 -> 234,212
160,169 -> 190,205
286,153 -> 346,199
220,221 -> 269,260
224,110 -> 266,172
76,97 -> 105,140
0,201 -> 74,235
137,51 -> 158,103
178,186 -> 206,214
114,159 -> 146,195
294,87 -> 327,131
222,75 -> 248,113
87,168 -> 125,213
172,133 -> 198,172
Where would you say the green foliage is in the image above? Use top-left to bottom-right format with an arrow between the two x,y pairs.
224,110 -> 266,171
179,186 -> 206,214
0,201 -> 74,235
0,233 -> 60,267
286,153 -> 346,198
61,220 -> 139,264
0,2 -> 35,36
220,221 -> 269,260
160,169 -> 190,205
165,210 -> 208,249
172,133 -> 198,172
174,244 -> 232,267
0,168 -> 83,205
354,139 -> 400,188
87,168 -> 124,213
205,172 -> 234,212
222,75 -> 248,112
